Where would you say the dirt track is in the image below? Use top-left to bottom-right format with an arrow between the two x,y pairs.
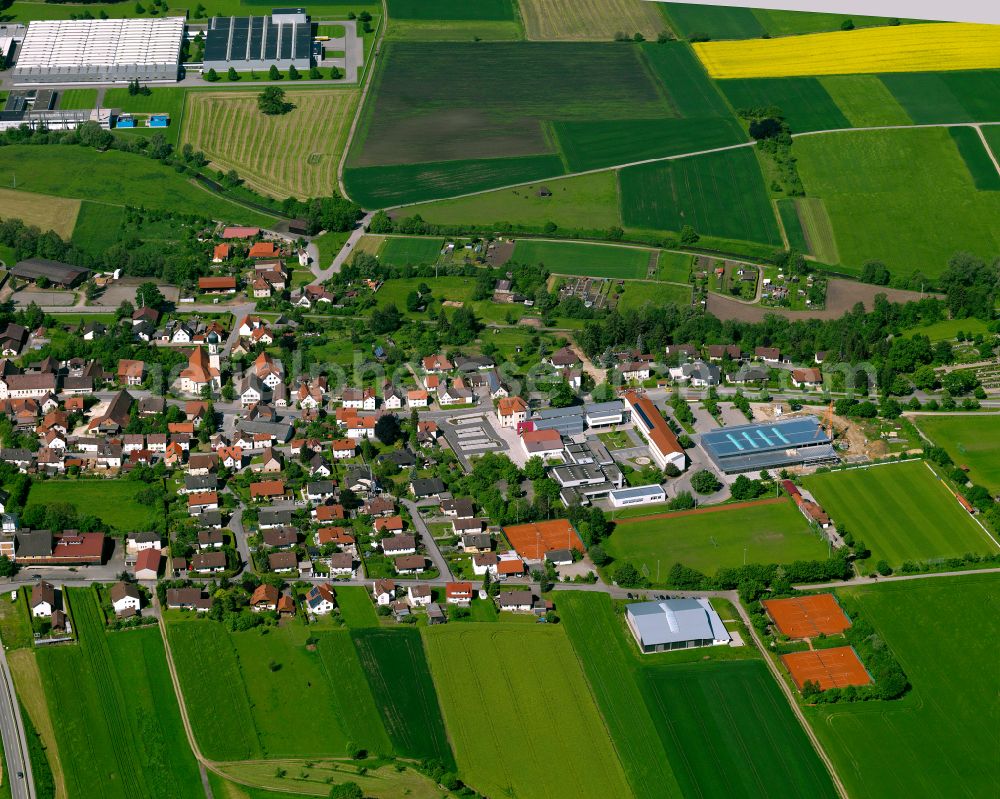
708,279 -> 939,323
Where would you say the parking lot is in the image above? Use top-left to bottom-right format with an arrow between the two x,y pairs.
441,413 -> 509,469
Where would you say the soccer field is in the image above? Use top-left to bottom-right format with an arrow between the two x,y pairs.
913,415 -> 1000,494
422,623 -> 632,799
803,460 -> 999,571
604,498 -> 827,579
807,575 -> 999,798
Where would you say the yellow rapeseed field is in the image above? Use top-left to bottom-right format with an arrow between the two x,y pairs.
693,23 -> 1000,79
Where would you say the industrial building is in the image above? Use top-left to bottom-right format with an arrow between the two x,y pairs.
0,90 -> 113,131
12,17 -> 185,85
626,598 -> 731,653
10,258 -> 89,287
700,416 -> 837,474
608,484 -> 666,509
203,9 -> 312,73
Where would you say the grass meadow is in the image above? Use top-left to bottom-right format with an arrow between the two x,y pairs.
329,586 -> 380,627
71,201 -> 127,254
913,415 -> 1000,493
378,236 -> 445,266
802,460 -> 999,570
718,77 -> 849,133
398,171 -> 621,231
880,70 -> 1000,123
519,0 -> 667,41
794,128 -> 1000,275
57,88 -> 97,110
423,623 -> 632,799
617,281 -> 691,310
0,145 -> 274,226
664,3 -> 911,39
794,197 -> 840,264
26,479 -> 158,531
0,187 -> 80,238
513,239 -> 651,278
167,618 -> 390,760
387,0 -> 514,19
777,199 -> 809,253
658,250 -> 693,282
181,90 -> 358,199
818,75 -> 912,126
949,126 -> 1000,190
104,87 -> 188,145
604,497 -> 827,579
619,147 -> 783,246
808,575 -> 999,798
351,628 -> 454,765
37,589 -> 201,799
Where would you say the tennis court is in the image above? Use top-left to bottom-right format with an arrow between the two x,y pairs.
502,519 -> 583,560
782,646 -> 871,691
763,594 -> 851,639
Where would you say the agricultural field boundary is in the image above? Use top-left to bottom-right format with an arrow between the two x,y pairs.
382,119 -> 1000,211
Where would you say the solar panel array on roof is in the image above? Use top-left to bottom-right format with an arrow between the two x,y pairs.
700,416 -> 838,474
203,14 -> 312,72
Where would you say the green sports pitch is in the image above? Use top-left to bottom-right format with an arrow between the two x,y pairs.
604,497 -> 828,579
913,415 -> 1000,494
803,460 -> 999,571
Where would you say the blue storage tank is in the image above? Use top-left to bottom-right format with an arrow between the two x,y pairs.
149,114 -> 169,128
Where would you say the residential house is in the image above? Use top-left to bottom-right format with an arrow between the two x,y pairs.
110,581 -> 141,615
445,582 -> 473,606
394,555 -> 426,575
520,428 -> 563,460
250,583 -> 279,612
30,581 -> 57,617
191,551 -> 226,573
382,535 -> 416,557
498,590 -> 534,612
496,396 -> 528,429
305,583 -> 336,615
268,552 -> 298,573
791,368 -> 823,389
166,587 -> 211,611
407,584 -> 432,607
372,579 -> 396,606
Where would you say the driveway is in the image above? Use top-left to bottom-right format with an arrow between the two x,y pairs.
401,499 -> 453,580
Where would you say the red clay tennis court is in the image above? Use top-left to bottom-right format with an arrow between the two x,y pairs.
782,647 -> 872,691
763,594 -> 851,639
502,519 -> 583,561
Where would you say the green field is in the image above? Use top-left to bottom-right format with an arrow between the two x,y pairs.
378,236 -> 444,265
559,592 -> 683,799
58,89 -> 97,110
617,281 -> 691,310
881,69 -> 1000,124
777,198 -> 809,252
345,154 -> 566,207
646,660 -> 837,798
718,77 -> 850,133
330,586 -> 380,628
803,461 -> 999,570
398,171 -> 621,230
0,145 -> 274,226
352,628 -> 454,765
513,239 -> 651,278
794,128 -> 1000,275
423,623 -> 632,799
387,0 -> 514,19
949,126 -> 1000,190
794,197 -> 840,264
619,147 -> 783,245
26,479 -> 158,531
641,42 -> 734,118
166,618 -> 390,760
913,415 -> 1000,493
658,250 -> 693,282
37,589 -> 201,799
983,124 -> 1000,168
71,201 -> 127,254
605,498 -> 827,578
901,316 -> 989,341
663,3 -> 916,39
819,75 -> 912,126
807,575 -> 999,798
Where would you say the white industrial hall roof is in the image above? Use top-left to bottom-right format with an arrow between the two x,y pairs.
15,17 -> 184,70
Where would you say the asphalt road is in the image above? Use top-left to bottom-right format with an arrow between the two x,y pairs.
0,644 -> 33,799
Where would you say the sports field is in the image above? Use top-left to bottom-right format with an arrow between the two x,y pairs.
351,628 -> 454,765
423,623 -> 632,799
181,90 -> 358,199
619,147 -> 783,246
781,646 -> 871,690
949,126 -> 1000,190
718,77 -> 850,133
166,618 -> 389,760
913,415 -> 1000,493
794,128 -> 1000,275
399,171 -> 622,230
0,187 -> 80,238
694,23 -> 1000,78
512,240 -> 651,278
763,594 -> 851,638
604,497 -> 827,578
26,479 -> 157,531
519,0 -> 668,41
802,461 -> 999,570
37,589 -> 201,799
807,575 -> 999,798
646,659 -> 838,798
0,145 -> 274,226
378,236 -> 444,266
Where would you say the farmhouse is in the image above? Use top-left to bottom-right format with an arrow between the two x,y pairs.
626,598 -> 730,653
701,416 -> 836,474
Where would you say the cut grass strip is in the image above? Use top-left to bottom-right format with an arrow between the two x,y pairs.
819,75 -> 912,126
795,197 -> 839,264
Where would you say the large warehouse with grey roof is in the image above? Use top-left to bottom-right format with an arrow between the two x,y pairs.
203,9 -> 312,73
626,598 -> 730,653
700,416 -> 837,474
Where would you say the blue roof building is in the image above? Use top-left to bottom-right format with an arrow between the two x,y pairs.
700,415 -> 837,474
